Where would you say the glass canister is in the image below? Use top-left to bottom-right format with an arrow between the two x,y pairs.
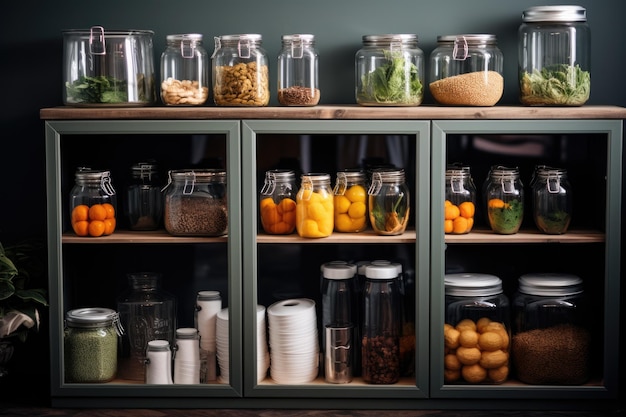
485,166 -> 524,235
70,168 -> 117,237
64,307 -> 123,383
361,263 -> 401,384
296,173 -> 334,238
321,262 -> 357,348
355,34 -> 424,106
126,161 -> 163,231
161,33 -> 209,106
259,169 -> 297,235
277,34 -> 320,106
512,273 -> 590,385
444,273 -> 510,384
63,26 -> 156,106
429,34 -> 504,106
518,5 -> 591,106
212,34 -> 270,106
333,169 -> 368,233
163,169 -> 228,236
444,165 -> 477,235
368,168 -> 410,235
532,167 -> 572,234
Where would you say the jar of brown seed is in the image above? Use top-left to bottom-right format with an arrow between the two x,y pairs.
161,34 -> 209,106
277,34 -> 320,106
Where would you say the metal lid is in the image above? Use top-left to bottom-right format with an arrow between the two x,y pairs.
322,263 -> 357,280
362,34 -> 418,46
62,27 -> 154,37
437,34 -> 497,44
281,34 -> 315,43
218,34 -> 262,42
445,273 -> 503,297
166,33 -> 203,42
365,264 -> 398,280
518,273 -> 583,296
65,307 -> 117,327
75,167 -> 111,180
522,5 -> 587,23
169,169 -> 226,182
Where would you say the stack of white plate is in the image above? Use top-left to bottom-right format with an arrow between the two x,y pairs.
215,307 -> 229,383
256,305 -> 270,383
267,298 -> 319,384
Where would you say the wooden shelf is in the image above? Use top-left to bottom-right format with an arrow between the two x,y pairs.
444,228 -> 604,244
61,230 -> 228,244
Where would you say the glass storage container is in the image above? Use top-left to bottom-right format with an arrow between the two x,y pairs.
532,166 -> 572,234
355,34 -> 424,106
126,161 -> 163,231
444,164 -> 477,234
368,168 -> 410,235
484,166 -> 524,234
518,5 -> 591,106
333,169 -> 368,233
259,169 -> 297,235
296,173 -> 334,238
212,34 -> 269,106
444,273 -> 510,384
161,33 -> 209,106
69,168 -> 117,237
277,34 -> 320,106
429,34 -> 504,106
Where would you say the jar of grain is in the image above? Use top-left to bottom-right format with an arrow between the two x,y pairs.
161,34 -> 209,106
429,34 -> 504,106
333,169 -> 368,233
484,166 -> 524,234
69,168 -> 117,237
512,273 -> 590,384
355,34 -> 424,106
64,307 -> 123,383
212,34 -> 269,106
519,5 -> 590,105
532,167 -> 572,234
445,164 -> 477,234
126,161 -> 163,231
367,168 -> 410,235
277,34 -> 320,106
259,169 -> 297,235
163,169 -> 228,236
296,173 -> 334,238
444,273 -> 510,384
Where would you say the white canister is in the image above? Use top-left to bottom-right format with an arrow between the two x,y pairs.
145,340 -> 173,384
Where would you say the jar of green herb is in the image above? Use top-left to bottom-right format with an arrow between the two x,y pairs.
485,166 -> 524,234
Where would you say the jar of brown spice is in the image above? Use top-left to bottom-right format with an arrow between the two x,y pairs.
277,34 -> 320,106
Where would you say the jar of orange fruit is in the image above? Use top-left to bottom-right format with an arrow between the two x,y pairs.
444,164 -> 476,235
69,168 -> 117,237
259,169 -> 297,235
333,169 -> 368,233
296,173 -> 334,238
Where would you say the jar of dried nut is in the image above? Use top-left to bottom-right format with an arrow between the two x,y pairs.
161,34 -> 209,106
277,34 -> 320,106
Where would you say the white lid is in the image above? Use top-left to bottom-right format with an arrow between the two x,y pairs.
518,273 -> 583,296
365,264 -> 398,280
176,327 -> 199,339
445,273 -> 502,296
322,263 -> 357,279
197,290 -> 221,301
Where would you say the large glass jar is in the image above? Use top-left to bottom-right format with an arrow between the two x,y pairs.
444,273 -> 510,384
518,5 -> 591,106
69,168 -> 117,237
163,169 -> 228,236
277,34 -> 320,106
444,164 -> 477,235
532,167 -> 572,234
126,161 -> 163,231
296,173 -> 334,238
429,34 -> 504,106
212,34 -> 269,106
368,168 -> 410,235
355,34 -> 424,106
485,166 -> 524,234
161,33 -> 209,106
333,169 -> 368,233
259,169 -> 297,235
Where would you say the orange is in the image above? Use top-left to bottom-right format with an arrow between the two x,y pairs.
102,203 -> 115,219
444,219 -> 453,234
453,216 -> 469,234
459,201 -> 475,219
344,184 -> 366,203
103,218 -> 116,235
488,198 -> 505,209
71,205 -> 89,224
335,213 -> 353,232
334,195 -> 351,214
88,204 -> 107,221
261,205 -> 279,226
282,210 -> 296,228
259,197 -> 275,211
72,220 -> 89,236
444,200 -> 452,207
88,220 -> 106,237
445,204 -> 460,220
278,198 -> 296,213
466,217 -> 474,232
348,201 -> 366,219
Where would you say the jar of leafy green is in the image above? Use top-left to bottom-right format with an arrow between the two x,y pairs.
355,34 -> 424,106
532,167 -> 572,234
485,167 -> 524,235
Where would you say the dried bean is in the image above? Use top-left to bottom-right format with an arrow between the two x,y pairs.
362,335 -> 400,384
278,86 -> 320,106
161,77 -> 209,106
164,195 -> 228,236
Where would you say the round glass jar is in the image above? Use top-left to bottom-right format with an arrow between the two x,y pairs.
484,166 -> 524,234
126,161 -> 163,231
444,273 -> 510,384
368,168 -> 410,235
518,5 -> 591,106
445,165 -> 477,234
163,169 -> 228,236
355,34 -> 424,106
259,169 -> 297,235
333,169 -> 368,233
296,173 -> 334,238
277,34 -> 320,106
512,273 -> 590,385
532,167 -> 572,234
212,34 -> 269,106
161,33 -> 209,106
69,168 -> 117,237
429,34 -> 504,106
321,262 -> 357,357
64,307 -> 123,383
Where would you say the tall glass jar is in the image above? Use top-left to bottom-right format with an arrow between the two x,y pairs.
69,168 -> 117,237
444,273 -> 510,384
212,34 -> 269,106
368,168 -> 410,235
296,173 -> 334,238
532,167 -> 572,234
445,164 -> 477,234
333,169 -> 368,233
277,34 -> 320,106
485,166 -> 524,234
161,33 -> 209,106
518,5 -> 591,106
429,34 -> 504,106
163,169 -> 228,236
126,161 -> 163,231
259,169 -> 297,235
355,34 -> 424,106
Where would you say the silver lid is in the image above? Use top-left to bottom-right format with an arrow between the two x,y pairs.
281,34 -> 315,43
522,5 -> 586,23
166,33 -> 203,42
362,34 -> 418,46
518,273 -> 583,296
445,273 -> 503,297
437,34 -> 497,44
218,33 -> 262,42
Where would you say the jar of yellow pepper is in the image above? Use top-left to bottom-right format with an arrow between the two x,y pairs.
296,173 -> 334,238
333,169 -> 368,233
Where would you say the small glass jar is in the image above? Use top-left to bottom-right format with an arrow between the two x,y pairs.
368,168 -> 410,235
163,169 -> 228,236
212,34 -> 269,106
161,33 -> 209,106
296,173 -> 334,238
429,34 -> 504,106
259,169 -> 297,235
484,166 -> 524,234
445,164 -> 477,234
64,307 -> 123,383
69,168 -> 117,237
126,162 -> 163,231
333,169 -> 368,233
518,5 -> 591,106
277,34 -> 320,106
355,34 -> 424,106
444,273 -> 510,384
532,167 -> 572,234
512,273 -> 590,385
